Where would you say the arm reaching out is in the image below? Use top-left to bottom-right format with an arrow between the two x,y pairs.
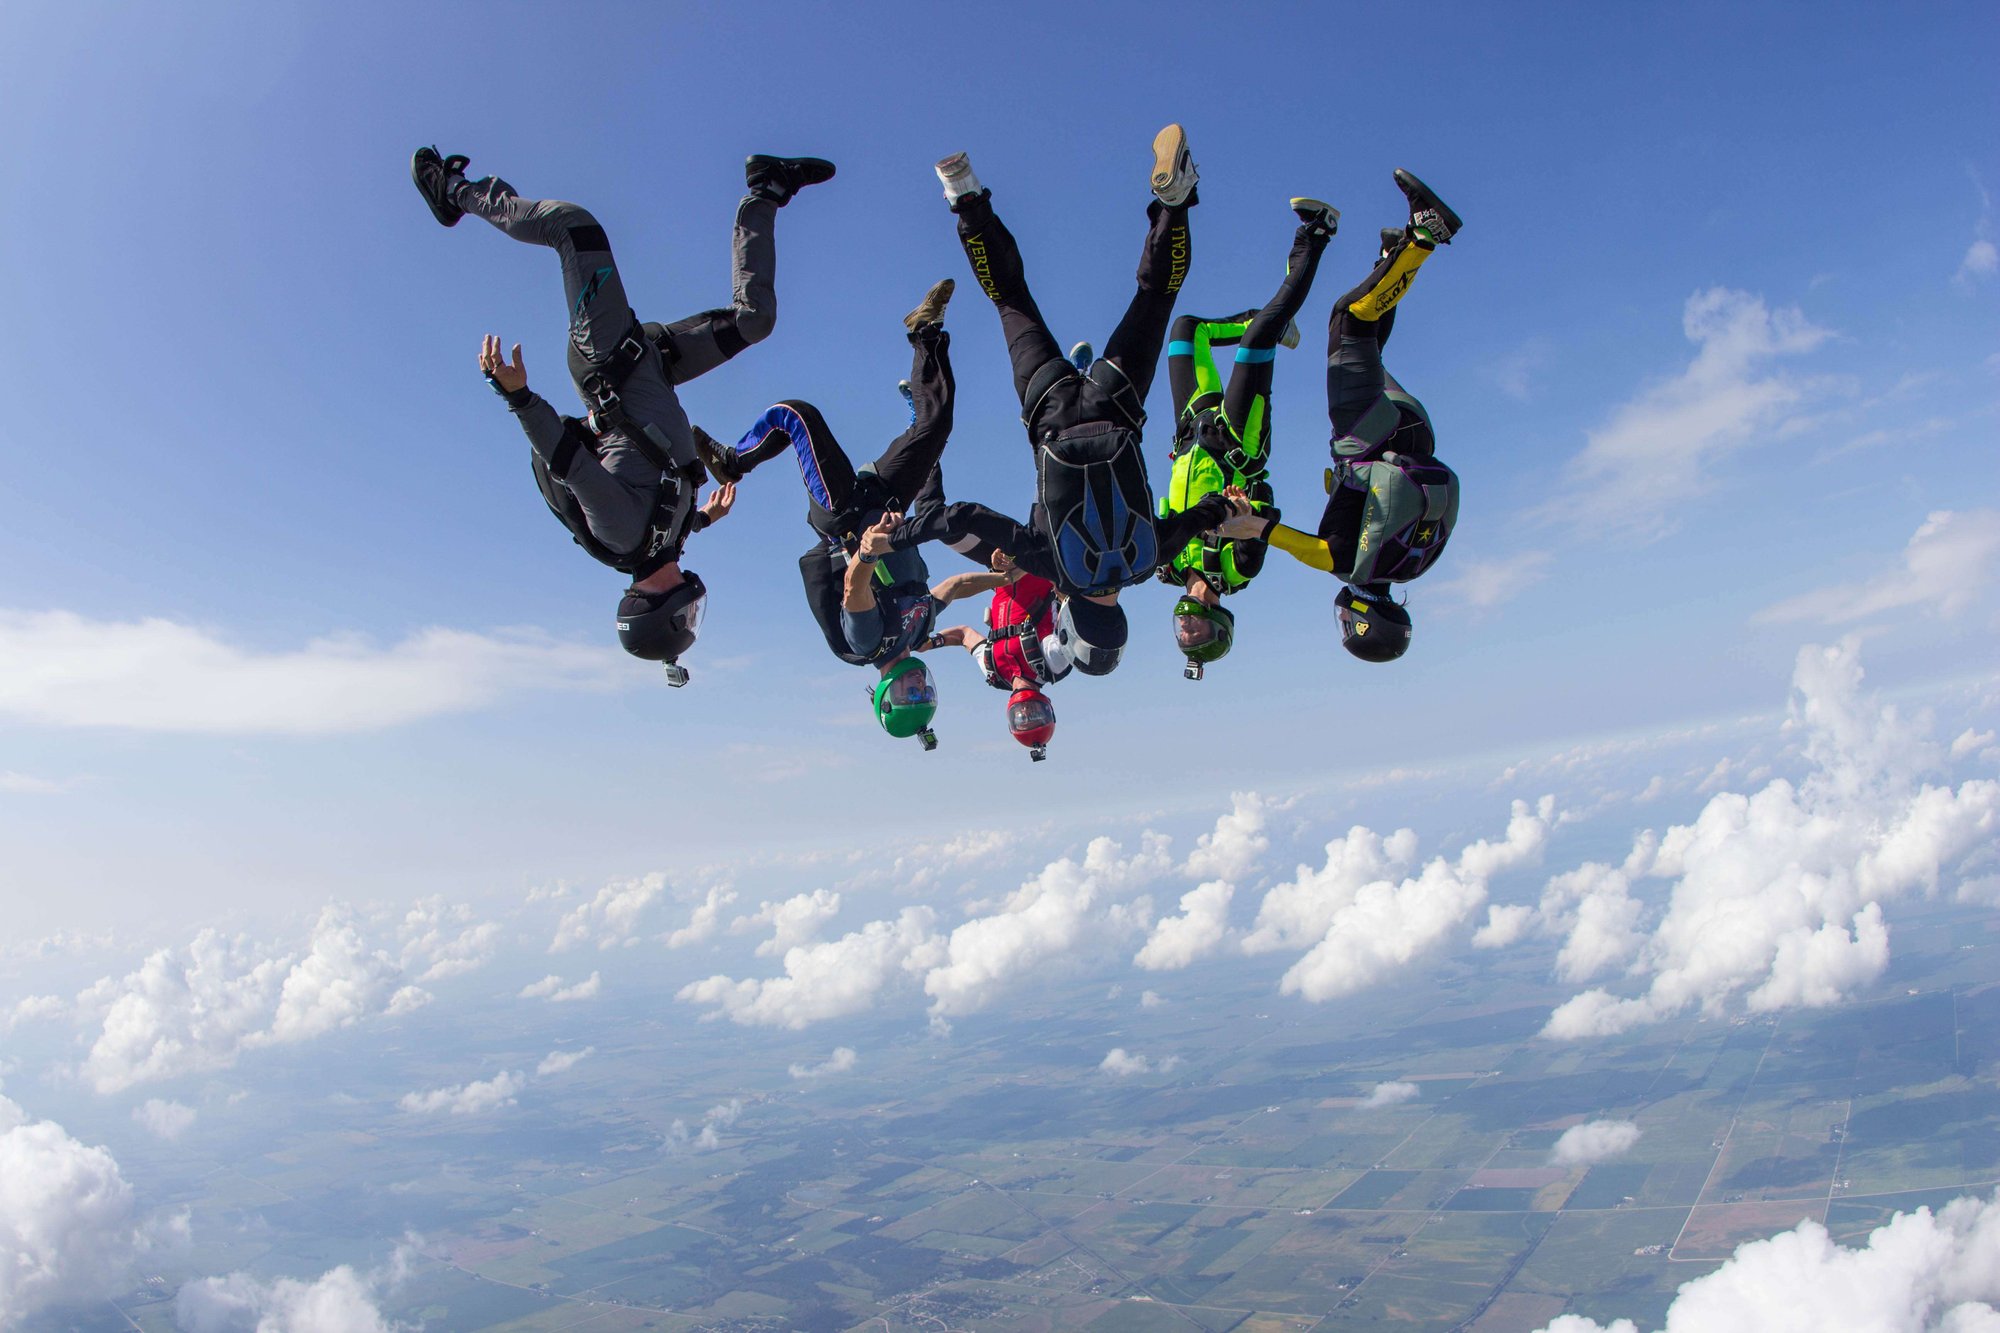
929,568 -> 1013,606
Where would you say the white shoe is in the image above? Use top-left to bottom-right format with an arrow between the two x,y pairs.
1279,321 -> 1301,351
935,152 -> 983,204
1150,124 -> 1197,206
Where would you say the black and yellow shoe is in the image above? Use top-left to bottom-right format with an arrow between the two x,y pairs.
1393,168 -> 1462,245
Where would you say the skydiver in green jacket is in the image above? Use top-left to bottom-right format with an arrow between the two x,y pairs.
1158,198 -> 1338,678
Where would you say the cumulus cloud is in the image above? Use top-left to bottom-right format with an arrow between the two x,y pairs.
1555,288 -> 1832,537
519,972 -> 600,1003
549,873 -> 667,952
1537,1191 -> 2000,1333
3,994 -> 64,1031
1359,1081 -> 1420,1109
1549,1119 -> 1641,1167
133,1099 -> 197,1142
1258,798 -> 1557,1003
74,905 -> 428,1095
535,1048 -> 593,1077
788,1046 -> 858,1080
397,1070 -> 525,1116
664,884 -> 737,950
1140,990 -> 1166,1009
1134,881 -> 1234,972
924,836 -> 1163,1017
175,1248 -> 415,1333
1759,510 -> 2000,625
1100,1049 -> 1182,1078
731,890 -> 841,958
1544,641 -> 2000,1040
665,1099 -> 743,1154
0,1092 -> 147,1325
0,612 -> 621,734
396,900 -> 500,983
1183,793 -> 1271,883
679,908 -> 945,1029
1472,903 -> 1535,949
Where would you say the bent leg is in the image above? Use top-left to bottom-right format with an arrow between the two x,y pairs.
866,327 -> 956,507
900,500 -> 1052,581
951,191 -> 1063,404
660,193 -> 781,384
734,401 -> 857,513
455,176 -> 637,364
1102,199 -> 1192,402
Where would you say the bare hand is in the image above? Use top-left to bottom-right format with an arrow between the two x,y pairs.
700,481 -> 737,523
480,335 -> 528,392
1217,511 -> 1269,539
860,511 -> 901,558
989,550 -> 1023,582
1222,484 -> 1255,517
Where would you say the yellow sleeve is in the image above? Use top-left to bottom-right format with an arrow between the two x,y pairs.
1267,522 -> 1336,573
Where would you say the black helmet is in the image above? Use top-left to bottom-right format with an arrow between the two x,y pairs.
617,572 -> 706,666
1055,596 -> 1128,677
1338,586 -> 1411,663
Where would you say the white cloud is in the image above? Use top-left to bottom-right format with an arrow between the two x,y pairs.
1549,1119 -> 1641,1167
1536,1191 -> 2000,1333
1134,881 -> 1234,972
0,771 -> 72,794
397,900 -> 500,983
1952,729 -> 1995,760
1359,1081 -> 1419,1109
924,837 -> 1163,1017
397,1070 -> 525,1116
74,905 -> 421,1095
664,1098 -> 743,1155
1959,238 -> 1998,283
788,1046 -> 858,1080
1556,288 -> 1832,536
1545,641 -> 2000,1041
678,908 -> 945,1029
1183,793 -> 1271,883
1099,1048 -> 1156,1077
384,986 -> 431,1017
175,1248 -> 415,1333
1759,510 -> 2000,625
0,612 -> 621,734
0,1092 -> 148,1325
3,994 -> 64,1031
1140,990 -> 1166,1009
549,874 -> 665,952
731,890 -> 841,958
1270,798 -> 1557,1003
535,1047 -> 594,1077
1242,825 -> 1422,955
133,1099 -> 197,1142
1472,903 -> 1534,949
520,972 -> 600,1003
1431,552 -> 1553,611
665,884 -> 738,950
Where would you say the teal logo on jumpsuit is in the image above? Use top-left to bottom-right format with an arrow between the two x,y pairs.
573,266 -> 613,320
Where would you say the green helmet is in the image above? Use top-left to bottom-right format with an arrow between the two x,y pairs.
1173,596 -> 1236,680
872,656 -> 939,749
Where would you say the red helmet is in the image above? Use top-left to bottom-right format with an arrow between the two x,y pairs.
1007,688 -> 1056,761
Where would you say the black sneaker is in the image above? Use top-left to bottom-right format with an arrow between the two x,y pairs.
1378,227 -> 1407,261
411,146 -> 470,227
745,155 -> 836,206
691,424 -> 745,484
1393,168 -> 1462,245
1290,196 -> 1340,237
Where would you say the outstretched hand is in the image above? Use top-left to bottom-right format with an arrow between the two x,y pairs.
859,511 -> 902,558
480,335 -> 528,393
1215,485 -> 1268,539
989,550 -> 1023,583
700,481 -> 737,524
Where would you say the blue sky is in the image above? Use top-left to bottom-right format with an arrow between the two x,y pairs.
0,1 -> 1996,932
